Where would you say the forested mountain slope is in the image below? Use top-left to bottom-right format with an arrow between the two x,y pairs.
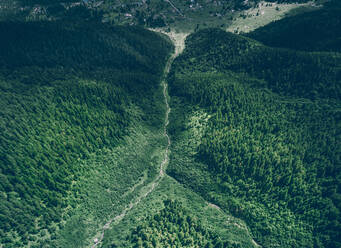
172,29 -> 340,100
167,28 -> 341,248
0,20 -> 172,247
122,200 -> 233,248
0,1 -> 338,247
247,0 -> 341,52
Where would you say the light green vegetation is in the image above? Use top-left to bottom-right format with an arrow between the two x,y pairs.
55,88 -> 168,247
97,30 -> 258,248
101,175 -> 258,248
168,94 -> 317,247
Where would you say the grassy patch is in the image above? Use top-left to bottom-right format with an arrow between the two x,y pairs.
226,1 -> 320,33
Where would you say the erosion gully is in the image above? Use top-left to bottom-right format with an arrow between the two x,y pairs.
91,30 -> 187,248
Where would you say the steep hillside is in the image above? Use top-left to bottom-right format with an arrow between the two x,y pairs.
96,30 -> 258,248
0,1 -> 337,248
247,0 -> 341,52
167,28 -> 341,248
0,20 -> 173,247
173,29 -> 340,100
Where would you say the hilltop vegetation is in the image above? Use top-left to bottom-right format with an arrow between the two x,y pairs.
0,20 -> 172,247
247,0 -> 341,52
167,28 -> 341,248
173,29 -> 340,100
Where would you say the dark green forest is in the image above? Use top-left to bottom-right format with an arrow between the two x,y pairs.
0,20 -> 172,247
247,0 -> 341,52
167,28 -> 341,248
171,29 -> 340,100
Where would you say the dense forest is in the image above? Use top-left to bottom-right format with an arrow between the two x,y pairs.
0,0 -> 338,247
0,20 -> 172,247
121,200 -> 231,248
167,28 -> 340,248
171,29 -> 340,100
247,0 -> 341,52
